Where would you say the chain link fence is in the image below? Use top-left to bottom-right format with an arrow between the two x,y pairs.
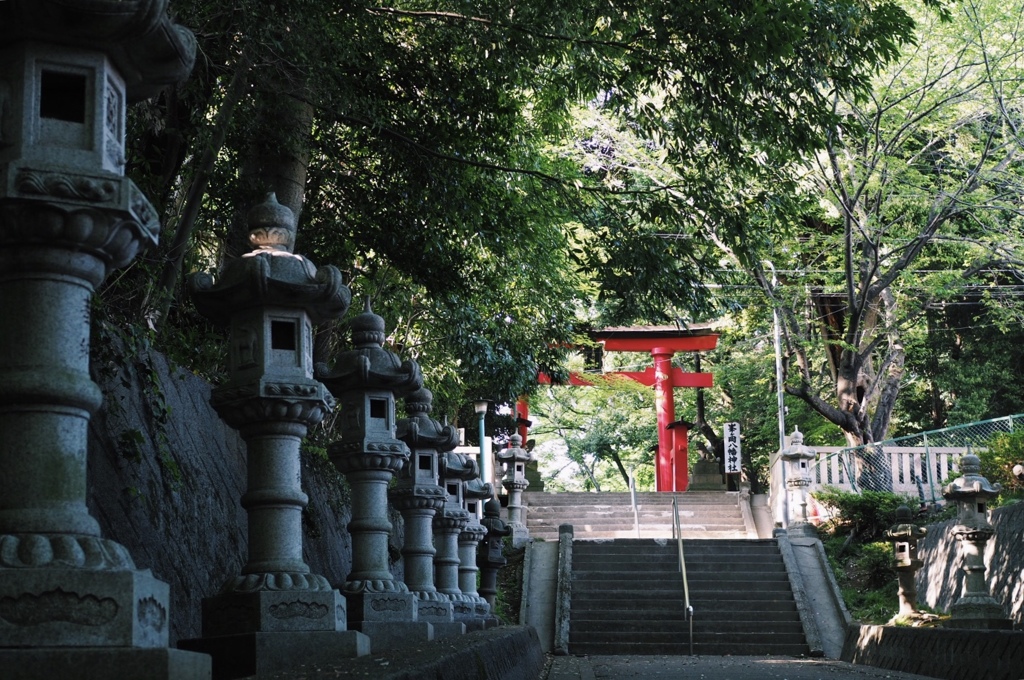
812,414 -> 1023,505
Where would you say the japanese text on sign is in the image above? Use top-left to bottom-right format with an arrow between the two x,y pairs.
724,422 -> 741,474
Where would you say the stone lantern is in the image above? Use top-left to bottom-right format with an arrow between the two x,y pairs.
393,387 -> 465,638
317,300 -> 433,645
883,505 -> 927,620
478,497 -> 512,609
0,4 -> 207,678
780,428 -> 816,534
180,195 -> 368,673
941,453 -> 1011,629
435,451 -> 473,623
497,433 -> 533,547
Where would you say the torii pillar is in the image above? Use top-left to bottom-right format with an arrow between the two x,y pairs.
592,328 -> 719,492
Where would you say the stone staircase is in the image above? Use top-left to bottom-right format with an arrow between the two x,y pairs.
522,490 -> 751,540
568,538 -> 810,656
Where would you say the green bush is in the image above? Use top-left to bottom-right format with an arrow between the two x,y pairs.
812,487 -> 915,541
977,431 -> 1024,506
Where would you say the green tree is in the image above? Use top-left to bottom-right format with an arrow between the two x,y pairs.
529,374 -> 657,492
112,0 -> 926,416
708,0 -> 1024,461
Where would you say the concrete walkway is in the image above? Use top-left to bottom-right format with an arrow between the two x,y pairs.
546,655 -> 940,680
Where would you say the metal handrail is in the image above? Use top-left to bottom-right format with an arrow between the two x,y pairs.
629,469 -> 640,538
671,495 -> 694,656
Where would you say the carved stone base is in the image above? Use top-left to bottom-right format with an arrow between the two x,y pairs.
178,630 -> 368,680
0,567 -> 171,647
946,598 -> 1013,630
413,596 -> 454,623
0,647 -> 210,680
345,590 -> 419,626
358,621 -> 433,650
200,588 -> 347,637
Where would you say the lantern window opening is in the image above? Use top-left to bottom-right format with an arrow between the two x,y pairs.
270,319 -> 297,351
369,398 -> 388,421
467,501 -> 477,513
40,69 -> 88,123
978,502 -> 986,514
418,455 -> 432,471
446,483 -> 459,497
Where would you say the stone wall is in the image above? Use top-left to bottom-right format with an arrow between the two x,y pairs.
841,624 -> 1024,680
85,336 -> 402,644
915,501 -> 1024,626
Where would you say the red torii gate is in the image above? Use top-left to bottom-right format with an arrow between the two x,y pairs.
529,325 -> 719,492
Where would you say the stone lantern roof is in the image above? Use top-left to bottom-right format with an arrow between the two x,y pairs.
318,297 -> 422,396
398,388 -> 459,452
496,433 -> 533,466
190,194 -> 351,323
884,505 -> 927,543
781,428 -> 815,462
0,0 -> 196,102
943,453 -> 1002,501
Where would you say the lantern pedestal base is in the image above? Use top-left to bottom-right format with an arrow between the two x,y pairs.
946,599 -> 1013,630
179,629 -> 369,680
0,647 -> 210,680
199,588 -> 348,636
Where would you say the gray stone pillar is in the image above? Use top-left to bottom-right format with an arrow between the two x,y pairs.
393,388 -> 464,637
460,465 -> 495,625
0,4 -> 208,678
178,195 -> 368,676
497,434 -> 532,547
478,498 -> 511,609
318,300 -> 433,647
435,451 -> 473,622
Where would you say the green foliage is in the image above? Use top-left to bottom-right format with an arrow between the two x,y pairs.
813,487 -> 915,541
530,374 -> 657,492
972,431 -> 1024,505
112,0 -> 927,418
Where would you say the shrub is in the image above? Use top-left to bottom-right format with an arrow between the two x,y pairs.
812,487 -> 916,541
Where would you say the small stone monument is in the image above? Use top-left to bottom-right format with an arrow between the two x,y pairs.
883,505 -> 929,622
394,387 -> 465,638
0,4 -> 209,678
941,453 -> 1011,629
435,450 -> 473,623
496,433 -> 533,547
180,194 -> 368,676
317,300 -> 434,646
478,497 -> 512,609
781,428 -> 817,536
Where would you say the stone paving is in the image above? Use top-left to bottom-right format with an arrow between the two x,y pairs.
546,655 -> 939,680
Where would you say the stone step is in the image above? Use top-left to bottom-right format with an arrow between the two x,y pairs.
569,619 -> 805,636
572,572 -> 791,587
529,530 -> 749,540
572,589 -> 797,605
571,608 -> 800,624
567,639 -> 812,656
523,491 -> 738,504
572,553 -> 788,569
571,539 -> 775,553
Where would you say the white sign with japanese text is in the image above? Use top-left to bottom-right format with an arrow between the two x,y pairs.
724,422 -> 741,474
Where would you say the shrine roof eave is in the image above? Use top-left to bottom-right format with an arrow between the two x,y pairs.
590,325 -> 720,352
